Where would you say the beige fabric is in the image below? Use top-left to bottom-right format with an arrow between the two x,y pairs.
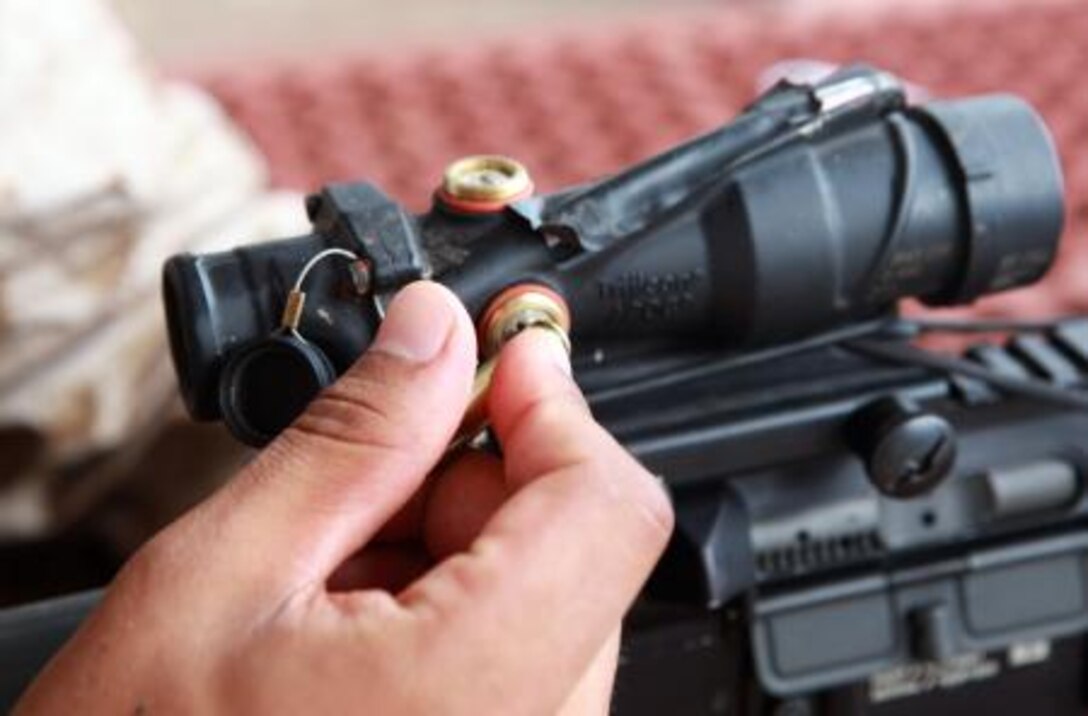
0,0 -> 307,537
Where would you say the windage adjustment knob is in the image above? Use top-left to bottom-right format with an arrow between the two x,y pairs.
847,397 -> 957,498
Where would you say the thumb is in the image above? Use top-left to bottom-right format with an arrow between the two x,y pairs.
398,330 -> 672,712
199,281 -> 477,595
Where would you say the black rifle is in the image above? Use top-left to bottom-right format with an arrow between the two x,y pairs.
2,65 -> 1085,715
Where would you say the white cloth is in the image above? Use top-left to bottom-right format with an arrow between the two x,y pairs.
0,0 -> 307,536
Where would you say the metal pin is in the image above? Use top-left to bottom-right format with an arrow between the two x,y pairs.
280,290 -> 306,332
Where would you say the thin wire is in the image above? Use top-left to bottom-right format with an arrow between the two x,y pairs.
589,319 -> 893,405
846,338 -> 1088,411
283,248 -> 360,339
291,248 -> 359,293
587,315 -> 1088,412
907,316 -> 1074,334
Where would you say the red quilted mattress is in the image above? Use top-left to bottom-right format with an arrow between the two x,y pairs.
194,0 -> 1088,322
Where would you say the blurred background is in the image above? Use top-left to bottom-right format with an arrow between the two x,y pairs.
114,0 -> 698,63
1,0 -> 1086,605
111,0 -> 980,65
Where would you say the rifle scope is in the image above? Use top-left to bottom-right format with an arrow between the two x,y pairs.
162,66 -> 1065,446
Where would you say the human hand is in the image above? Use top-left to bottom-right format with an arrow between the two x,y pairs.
16,281 -> 674,715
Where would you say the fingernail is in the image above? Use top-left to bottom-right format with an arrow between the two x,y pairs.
530,327 -> 572,377
371,283 -> 455,363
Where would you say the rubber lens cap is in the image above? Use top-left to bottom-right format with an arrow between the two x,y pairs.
218,334 -> 337,447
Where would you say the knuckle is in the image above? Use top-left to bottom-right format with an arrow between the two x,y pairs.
116,528 -> 182,596
586,445 -> 675,551
404,543 -> 501,619
496,389 -> 595,490
627,468 -> 675,546
118,543 -> 158,587
506,382 -> 589,442
332,588 -> 403,622
287,359 -> 418,453
442,545 -> 499,599
505,388 -> 675,552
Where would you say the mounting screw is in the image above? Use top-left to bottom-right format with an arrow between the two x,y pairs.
848,397 -> 957,498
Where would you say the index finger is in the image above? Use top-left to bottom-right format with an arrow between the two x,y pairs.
399,329 -> 674,708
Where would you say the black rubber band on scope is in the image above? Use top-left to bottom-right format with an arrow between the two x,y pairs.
218,333 -> 337,447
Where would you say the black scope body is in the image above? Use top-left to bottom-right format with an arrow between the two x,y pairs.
162,66 -> 1065,446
